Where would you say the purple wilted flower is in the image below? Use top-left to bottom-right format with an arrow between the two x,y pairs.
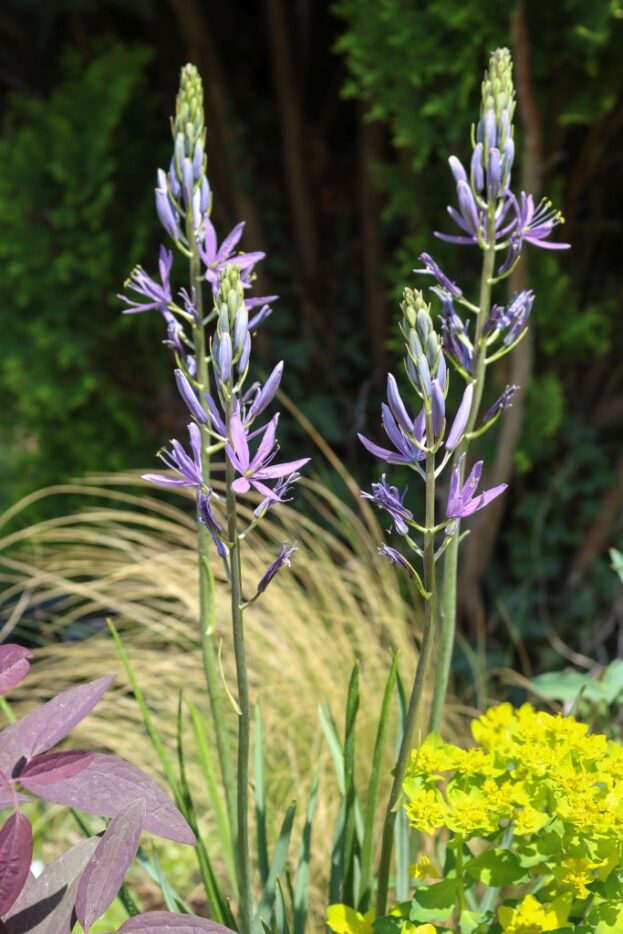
439,297 -> 473,372
358,398 -> 426,466
178,287 -> 200,324
198,490 -> 228,558
198,219 -> 265,294
485,290 -> 534,345
257,544 -> 298,593
143,423 -> 203,488
378,544 -> 417,579
446,455 -> 507,520
415,253 -> 462,299
226,407 -> 309,500
482,385 -> 519,424
254,472 -> 301,517
361,475 -> 413,535
119,247 -> 172,314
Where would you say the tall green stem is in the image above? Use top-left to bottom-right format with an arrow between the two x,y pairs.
376,430 -> 437,915
226,459 -> 253,934
186,215 -> 238,854
429,209 -> 497,732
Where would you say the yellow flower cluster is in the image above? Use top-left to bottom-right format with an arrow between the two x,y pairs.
326,904 -> 437,934
404,703 -> 623,848
498,893 -> 570,933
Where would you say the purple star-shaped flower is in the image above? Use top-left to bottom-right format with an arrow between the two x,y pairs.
446,455 -> 507,520
198,219 -> 266,294
119,246 -> 173,314
143,422 -> 203,489
226,407 -> 309,500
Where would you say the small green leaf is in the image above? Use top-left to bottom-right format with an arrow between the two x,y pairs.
410,879 -> 456,922
587,899 -> 623,932
466,849 -> 528,887
459,910 -> 491,934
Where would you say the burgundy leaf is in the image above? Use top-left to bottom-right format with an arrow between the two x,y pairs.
3,836 -> 99,934
0,647 -> 33,698
75,798 -> 145,932
0,676 -> 113,776
111,914 -> 237,933
18,751 -> 95,787
20,754 -> 195,845
0,813 -> 32,917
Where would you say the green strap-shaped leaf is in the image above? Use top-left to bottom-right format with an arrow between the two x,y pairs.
293,772 -> 320,934
256,800 -> 297,925
359,654 -> 397,912
254,705 -> 269,887
187,697 -> 238,895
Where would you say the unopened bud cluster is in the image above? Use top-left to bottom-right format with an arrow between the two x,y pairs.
212,267 -> 250,388
400,288 -> 446,400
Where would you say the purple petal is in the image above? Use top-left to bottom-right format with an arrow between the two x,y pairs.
231,476 -> 251,494
446,383 -> 474,451
250,415 -> 279,471
358,433 -> 408,464
175,371 -> 208,424
142,473 -> 194,488
386,374 -> 413,434
228,405 -> 250,470
254,457 -> 310,480
216,221 -> 245,262
247,362 -> 283,420
461,482 -> 508,516
202,218 -> 217,264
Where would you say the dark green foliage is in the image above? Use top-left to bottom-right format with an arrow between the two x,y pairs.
0,43 -> 167,504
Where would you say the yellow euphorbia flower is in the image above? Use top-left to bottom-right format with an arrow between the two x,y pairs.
552,857 -> 596,899
326,905 -> 375,934
445,788 -> 499,836
405,733 -> 456,778
408,855 -> 441,881
404,787 -> 448,835
512,804 -> 550,835
498,894 -> 570,933
400,925 -> 437,934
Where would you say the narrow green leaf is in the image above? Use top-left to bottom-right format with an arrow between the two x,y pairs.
176,694 -> 234,927
255,704 -> 269,887
359,654 -> 398,912
257,800 -> 297,924
145,843 -> 192,913
293,772 -> 320,934
108,620 -> 180,801
275,878 -> 292,934
318,700 -> 346,795
187,696 -> 237,894
329,798 -> 346,907
342,662 -> 360,906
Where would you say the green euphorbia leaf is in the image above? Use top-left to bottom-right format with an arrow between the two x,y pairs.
587,899 -> 623,932
410,879 -> 456,922
466,849 -> 528,887
459,910 -> 492,933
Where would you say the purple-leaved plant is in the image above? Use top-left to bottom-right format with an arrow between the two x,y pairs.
0,644 -> 231,933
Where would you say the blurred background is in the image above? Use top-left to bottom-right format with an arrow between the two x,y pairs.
0,0 -> 622,683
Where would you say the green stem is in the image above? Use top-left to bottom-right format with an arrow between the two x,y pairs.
376,430 -> 437,916
429,208 -> 497,733
455,833 -> 466,919
226,460 -> 254,934
186,213 -> 238,863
